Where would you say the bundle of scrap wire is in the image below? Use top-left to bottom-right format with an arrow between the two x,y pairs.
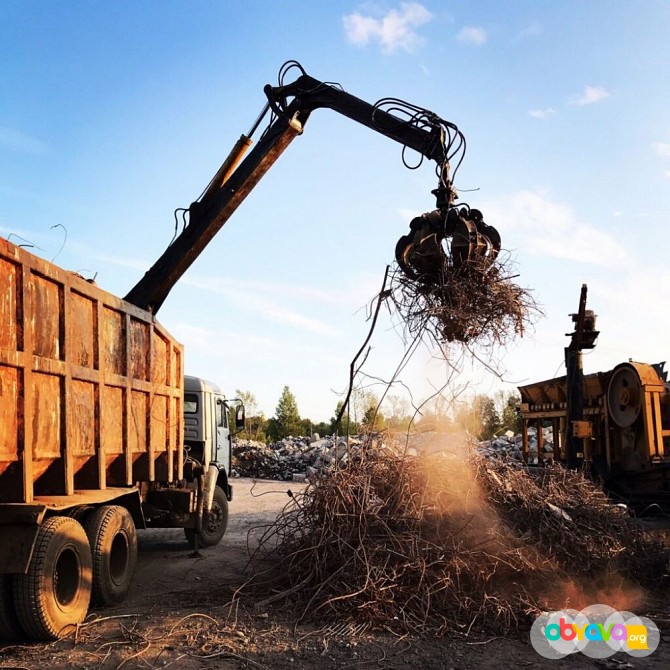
247,446 -> 668,636
249,449 -> 535,635
387,257 -> 537,348
475,458 -> 668,584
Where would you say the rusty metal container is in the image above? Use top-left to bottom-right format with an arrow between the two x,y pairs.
0,237 -> 183,504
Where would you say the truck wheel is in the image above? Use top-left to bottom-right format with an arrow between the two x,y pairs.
68,505 -> 94,525
184,485 -> 229,548
13,516 -> 92,640
84,506 -> 138,606
0,575 -> 24,640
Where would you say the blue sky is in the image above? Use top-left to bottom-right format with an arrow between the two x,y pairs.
3,1 -> 670,423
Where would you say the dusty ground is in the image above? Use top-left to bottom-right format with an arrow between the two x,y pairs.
1,477 -> 669,669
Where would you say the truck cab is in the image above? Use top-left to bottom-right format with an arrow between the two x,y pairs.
183,375 -> 242,501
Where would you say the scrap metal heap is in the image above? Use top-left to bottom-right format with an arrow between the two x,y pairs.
244,443 -> 667,635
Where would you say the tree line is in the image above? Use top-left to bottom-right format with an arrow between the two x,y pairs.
231,386 -> 521,443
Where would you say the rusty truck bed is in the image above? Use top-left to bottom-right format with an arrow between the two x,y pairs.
0,237 -> 184,505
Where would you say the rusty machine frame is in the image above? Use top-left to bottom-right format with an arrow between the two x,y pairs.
518,286 -> 670,513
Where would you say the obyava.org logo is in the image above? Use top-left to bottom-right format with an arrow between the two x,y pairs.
530,604 -> 659,659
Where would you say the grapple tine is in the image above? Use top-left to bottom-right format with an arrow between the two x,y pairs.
396,206 -> 501,283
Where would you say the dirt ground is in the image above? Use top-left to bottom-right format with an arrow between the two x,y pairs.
1,477 -> 669,670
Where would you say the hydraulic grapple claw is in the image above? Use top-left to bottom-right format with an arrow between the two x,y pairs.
395,207 -> 501,284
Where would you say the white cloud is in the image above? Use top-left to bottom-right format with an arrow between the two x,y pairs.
590,268 -> 670,359
171,323 -> 287,361
183,274 -> 339,335
343,3 -> 433,53
0,126 -> 49,154
482,190 -> 627,267
570,85 -> 611,106
517,21 -> 542,39
88,251 -> 148,271
528,108 -> 557,120
457,26 -> 487,46
189,274 -> 349,305
653,142 -> 670,158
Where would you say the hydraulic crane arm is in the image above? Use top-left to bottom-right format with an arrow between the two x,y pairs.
124,63 -> 498,313
267,74 -> 450,165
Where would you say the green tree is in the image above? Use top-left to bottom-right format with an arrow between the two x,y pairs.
249,412 -> 267,442
300,417 -> 313,436
454,394 -> 500,440
265,417 -> 280,442
234,389 -> 258,440
498,391 -> 521,434
273,386 -> 302,438
476,394 -> 501,439
312,421 -> 332,437
414,394 -> 455,433
383,394 -> 412,432
361,392 -> 385,432
331,400 -> 359,436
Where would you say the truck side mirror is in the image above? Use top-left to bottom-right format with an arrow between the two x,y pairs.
235,405 -> 245,431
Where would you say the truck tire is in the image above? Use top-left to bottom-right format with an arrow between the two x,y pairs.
0,575 -> 24,640
84,505 -> 138,606
184,485 -> 229,548
13,516 -> 92,640
68,505 -> 94,525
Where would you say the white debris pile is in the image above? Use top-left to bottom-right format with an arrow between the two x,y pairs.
477,426 -> 555,464
231,435 -> 367,481
233,428 -> 558,481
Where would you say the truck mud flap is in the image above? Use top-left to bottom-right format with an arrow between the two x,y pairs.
0,524 -> 41,574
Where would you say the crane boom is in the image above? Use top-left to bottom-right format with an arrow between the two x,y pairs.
124,65 -> 497,313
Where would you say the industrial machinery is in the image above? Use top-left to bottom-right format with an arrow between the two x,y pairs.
518,286 -> 670,513
124,60 -> 500,314
1,61 -> 498,640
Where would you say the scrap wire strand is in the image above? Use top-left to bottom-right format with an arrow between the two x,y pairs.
334,265 -> 390,428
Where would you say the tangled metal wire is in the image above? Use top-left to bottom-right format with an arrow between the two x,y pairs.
479,459 -> 668,583
387,253 -> 539,349
246,446 -> 668,636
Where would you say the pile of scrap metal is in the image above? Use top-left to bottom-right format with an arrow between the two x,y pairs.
246,448 -> 667,635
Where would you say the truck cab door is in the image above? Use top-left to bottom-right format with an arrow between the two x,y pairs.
214,396 -> 230,473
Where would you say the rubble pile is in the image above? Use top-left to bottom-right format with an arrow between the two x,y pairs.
232,436 -> 379,481
246,447 -> 668,636
233,426 -> 554,482
477,426 -> 554,464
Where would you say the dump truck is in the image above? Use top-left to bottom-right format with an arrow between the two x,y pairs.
0,237 -> 243,640
0,60 -> 501,640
